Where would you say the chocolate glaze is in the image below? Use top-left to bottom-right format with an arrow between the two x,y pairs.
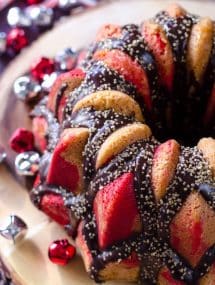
164,245 -> 194,283
200,34 -> 215,130
81,144 -> 213,284
157,146 -> 213,240
63,60 -> 140,121
31,167 -> 215,283
26,7 -> 215,285
154,11 -> 198,142
88,140 -> 146,198
55,83 -> 68,118
81,140 -> 150,247
31,109 -> 215,285
80,140 -> 153,282
134,143 -> 157,235
87,24 -> 169,139
90,234 -> 140,282
31,183 -> 89,221
198,183 -> 215,211
30,98 -> 60,152
30,183 -> 81,237
96,24 -> 148,64
154,12 -> 197,62
194,244 -> 215,280
99,24 -> 160,99
138,236 -> 194,284
30,184 -> 69,208
184,29 -> 215,143
69,107 -> 136,184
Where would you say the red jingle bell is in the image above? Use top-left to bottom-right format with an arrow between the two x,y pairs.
31,57 -> 55,81
48,239 -> 76,266
26,0 -> 43,5
6,28 -> 28,53
9,128 -> 35,153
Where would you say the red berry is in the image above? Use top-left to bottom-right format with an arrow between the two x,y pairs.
48,239 -> 76,266
31,57 -> 55,81
26,0 -> 43,5
9,128 -> 35,153
6,28 -> 28,53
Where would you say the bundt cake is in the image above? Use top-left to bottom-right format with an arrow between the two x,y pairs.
7,3 -> 215,285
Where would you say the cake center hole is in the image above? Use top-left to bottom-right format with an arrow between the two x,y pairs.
152,122 -> 212,147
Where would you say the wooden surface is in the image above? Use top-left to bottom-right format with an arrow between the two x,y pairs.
0,1 -> 214,284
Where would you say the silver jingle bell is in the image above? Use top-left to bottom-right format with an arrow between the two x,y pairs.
0,215 -> 27,243
55,48 -> 77,71
41,72 -> 59,92
13,76 -> 41,101
79,0 -> 98,7
15,151 -> 40,176
0,146 -> 7,164
0,32 -> 6,54
58,0 -> 79,9
26,5 -> 53,27
7,7 -> 32,27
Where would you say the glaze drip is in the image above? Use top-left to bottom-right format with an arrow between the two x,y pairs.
94,24 -> 167,136
31,98 -> 60,152
28,5 -> 215,285
64,61 -> 139,121
154,12 -> 198,141
157,146 -> 213,240
55,83 -> 68,118
69,107 -> 136,184
198,183 -> 215,211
